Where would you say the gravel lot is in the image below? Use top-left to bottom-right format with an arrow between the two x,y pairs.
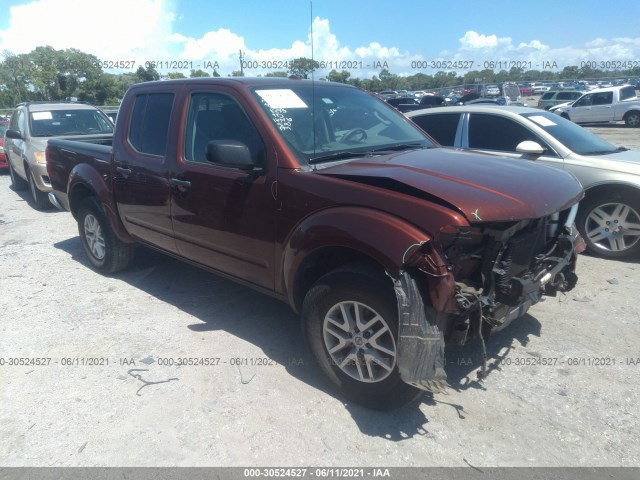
1,124 -> 639,468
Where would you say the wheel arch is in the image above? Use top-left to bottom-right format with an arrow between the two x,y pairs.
68,164 -> 134,243
282,206 -> 454,313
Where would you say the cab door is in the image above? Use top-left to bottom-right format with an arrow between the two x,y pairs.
112,92 -> 177,252
569,91 -> 614,123
169,89 -> 276,290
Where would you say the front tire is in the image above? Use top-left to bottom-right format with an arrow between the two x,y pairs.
577,192 -> 640,259
77,197 -> 134,273
27,168 -> 51,210
301,267 -> 422,410
9,161 -> 28,191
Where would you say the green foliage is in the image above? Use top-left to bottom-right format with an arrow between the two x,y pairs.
1,46 -> 639,109
190,69 -> 210,78
288,57 -> 320,79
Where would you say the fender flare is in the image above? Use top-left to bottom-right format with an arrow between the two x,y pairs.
68,164 -> 134,243
281,206 -> 457,311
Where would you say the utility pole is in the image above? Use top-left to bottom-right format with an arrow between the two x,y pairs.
239,49 -> 245,76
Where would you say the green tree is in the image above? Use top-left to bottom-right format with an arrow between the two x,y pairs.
327,69 -> 351,83
135,65 -> 160,82
288,57 -> 320,79
265,71 -> 288,77
190,69 -> 210,78
166,71 -> 186,79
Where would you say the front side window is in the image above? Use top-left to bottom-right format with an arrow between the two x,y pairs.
128,93 -> 174,156
468,114 -> 545,152
183,92 -> 265,166
592,92 -> 613,105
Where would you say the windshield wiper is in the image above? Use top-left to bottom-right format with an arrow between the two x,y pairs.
308,151 -> 371,165
370,143 -> 431,153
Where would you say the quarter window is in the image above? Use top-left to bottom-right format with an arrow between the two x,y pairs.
128,93 -> 174,156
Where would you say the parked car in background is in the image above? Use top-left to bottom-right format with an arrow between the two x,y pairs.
393,95 -> 446,112
553,85 -> 640,127
532,84 -> 551,94
407,105 -> 640,258
519,84 -> 534,96
0,118 -> 9,169
538,90 -> 584,110
102,109 -> 118,124
481,84 -> 501,97
4,101 -> 114,209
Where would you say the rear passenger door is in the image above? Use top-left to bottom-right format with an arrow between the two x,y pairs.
112,92 -> 177,252
170,89 -> 276,290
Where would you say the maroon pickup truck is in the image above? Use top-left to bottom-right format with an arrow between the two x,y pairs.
46,78 -> 585,409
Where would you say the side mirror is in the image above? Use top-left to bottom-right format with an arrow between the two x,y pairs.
5,129 -> 23,140
516,140 -> 545,156
205,140 -> 257,172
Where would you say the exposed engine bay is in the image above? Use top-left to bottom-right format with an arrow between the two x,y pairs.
394,204 -> 585,391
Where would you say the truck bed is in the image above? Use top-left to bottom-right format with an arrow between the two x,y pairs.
46,134 -> 114,211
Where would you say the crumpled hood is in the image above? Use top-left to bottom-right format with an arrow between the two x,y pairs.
317,147 -> 583,223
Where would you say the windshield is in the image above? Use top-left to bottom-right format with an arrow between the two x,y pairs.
29,109 -> 114,137
251,84 -> 433,164
521,111 -> 617,155
0,123 -> 7,136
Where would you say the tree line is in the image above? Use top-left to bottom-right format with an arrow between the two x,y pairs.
1,46 -> 639,109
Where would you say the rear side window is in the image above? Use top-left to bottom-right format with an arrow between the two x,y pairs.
128,93 -> 174,156
541,92 -> 554,100
620,86 -> 637,101
411,113 -> 460,146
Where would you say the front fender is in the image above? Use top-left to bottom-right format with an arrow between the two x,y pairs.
68,164 -> 134,243
282,206 -> 456,311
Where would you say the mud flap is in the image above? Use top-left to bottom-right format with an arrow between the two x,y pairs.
393,271 -> 449,393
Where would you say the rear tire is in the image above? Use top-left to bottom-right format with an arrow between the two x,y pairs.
27,168 -> 51,210
9,161 -> 28,191
301,267 -> 423,410
77,197 -> 134,273
624,111 -> 640,128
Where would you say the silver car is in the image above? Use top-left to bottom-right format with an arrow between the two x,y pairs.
5,102 -> 113,209
406,105 -> 640,259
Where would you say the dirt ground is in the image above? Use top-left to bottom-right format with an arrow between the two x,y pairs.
1,124 -> 639,468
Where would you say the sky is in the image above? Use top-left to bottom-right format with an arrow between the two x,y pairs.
1,0 -> 639,78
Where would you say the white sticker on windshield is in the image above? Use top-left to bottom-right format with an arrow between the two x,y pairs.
256,89 -> 308,109
32,111 -> 53,120
529,115 -> 556,127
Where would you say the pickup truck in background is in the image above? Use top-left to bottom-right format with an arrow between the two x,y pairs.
46,78 -> 585,409
554,85 -> 640,127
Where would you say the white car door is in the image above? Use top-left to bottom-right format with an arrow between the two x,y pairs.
569,91 -> 614,123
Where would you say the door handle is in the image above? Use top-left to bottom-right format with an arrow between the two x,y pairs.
116,166 -> 132,176
170,178 -> 191,189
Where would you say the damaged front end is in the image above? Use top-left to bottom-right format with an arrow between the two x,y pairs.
393,204 -> 585,391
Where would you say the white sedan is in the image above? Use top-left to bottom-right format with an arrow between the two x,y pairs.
406,105 -> 640,259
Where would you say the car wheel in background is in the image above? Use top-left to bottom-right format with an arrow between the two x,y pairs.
301,266 -> 423,410
9,162 -> 28,191
624,111 -> 640,128
77,197 -> 135,273
27,168 -> 51,210
577,192 -> 640,259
